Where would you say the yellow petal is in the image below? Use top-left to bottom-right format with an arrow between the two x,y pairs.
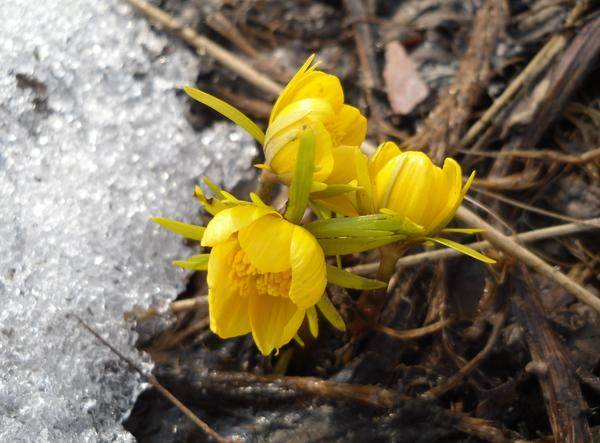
270,55 -> 316,123
427,158 -> 466,234
266,98 -> 334,147
272,71 -> 344,121
313,194 -> 359,217
325,145 -> 362,185
368,141 -> 401,179
238,216 -> 293,273
288,225 -> 327,310
268,120 -> 334,183
355,148 -> 375,214
335,105 -> 367,146
207,238 -> 251,338
202,205 -> 279,247
248,293 -> 305,355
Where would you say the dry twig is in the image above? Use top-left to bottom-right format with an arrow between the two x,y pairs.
343,0 -> 386,142
407,0 -> 508,162
126,0 -> 282,96
456,206 -> 600,313
458,1 -> 590,149
422,308 -> 507,398
377,318 -> 454,340
73,315 -> 228,443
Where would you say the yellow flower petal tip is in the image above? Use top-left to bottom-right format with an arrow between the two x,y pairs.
263,56 -> 367,188
205,205 -> 327,356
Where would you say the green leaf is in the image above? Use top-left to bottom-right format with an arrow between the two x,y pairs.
310,183 -> 362,199
309,201 -> 332,220
194,185 -> 228,215
273,348 -> 294,375
326,264 -> 387,290
318,234 -> 407,255
249,192 -> 269,207
284,127 -> 315,224
306,213 -> 422,238
184,86 -> 265,144
442,227 -> 485,234
427,237 -> 496,264
316,295 -> 346,331
172,253 -> 210,270
306,306 -> 319,338
201,176 -> 226,199
152,217 -> 205,241
293,334 -> 305,347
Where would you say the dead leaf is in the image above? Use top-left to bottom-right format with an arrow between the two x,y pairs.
383,41 -> 429,115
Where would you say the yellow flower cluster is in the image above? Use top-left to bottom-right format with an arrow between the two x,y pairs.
155,55 -> 494,356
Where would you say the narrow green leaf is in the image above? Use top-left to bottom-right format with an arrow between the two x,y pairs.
318,234 -> 407,255
427,237 -> 496,264
187,254 -> 210,261
442,227 -> 485,234
306,213 -> 422,238
293,334 -> 305,347
152,217 -> 205,241
310,183 -> 362,199
201,176 -> 226,199
249,192 -> 268,207
306,306 -> 319,338
221,190 -> 242,203
184,86 -> 265,144
309,201 -> 332,220
172,254 -> 210,270
326,264 -> 387,290
273,348 -> 294,375
284,127 -> 315,224
316,295 -> 346,331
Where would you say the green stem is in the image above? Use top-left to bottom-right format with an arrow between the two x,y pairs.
256,170 -> 274,204
351,243 -> 407,334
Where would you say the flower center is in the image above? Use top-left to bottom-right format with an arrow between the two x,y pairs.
228,247 -> 291,298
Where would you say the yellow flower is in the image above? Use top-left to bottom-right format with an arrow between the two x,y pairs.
201,204 -> 327,356
370,143 -> 473,237
262,56 -> 367,186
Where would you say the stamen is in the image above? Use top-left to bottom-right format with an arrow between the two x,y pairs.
228,244 -> 292,298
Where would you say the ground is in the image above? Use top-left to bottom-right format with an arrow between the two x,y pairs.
123,1 -> 600,441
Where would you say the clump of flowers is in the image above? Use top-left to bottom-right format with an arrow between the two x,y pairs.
154,56 -> 494,356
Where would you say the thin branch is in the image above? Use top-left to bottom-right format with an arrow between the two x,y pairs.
343,0 -> 386,143
458,1 -> 590,149
456,206 -> 600,313
422,308 -> 507,399
456,146 -> 600,164
376,318 -> 453,340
